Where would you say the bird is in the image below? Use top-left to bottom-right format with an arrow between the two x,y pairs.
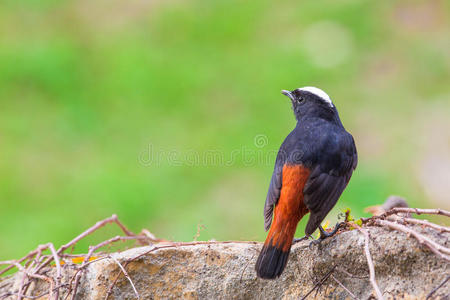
255,86 -> 358,279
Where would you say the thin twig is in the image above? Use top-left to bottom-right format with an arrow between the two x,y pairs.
0,284 -> 69,300
105,261 -> 131,300
353,224 -> 384,300
109,256 -> 140,299
193,223 -> 206,242
0,249 -> 39,276
426,275 -> 450,299
239,254 -> 255,282
10,262 -> 55,300
330,274 -> 357,299
37,215 -> 147,274
62,215 -> 141,251
384,208 -> 450,218
399,217 -> 450,233
300,266 -> 336,300
68,235 -> 150,300
1,215 -> 158,300
3,292 -> 46,300
13,215 -> 149,300
16,267 -> 27,300
110,215 -> 138,238
47,243 -> 61,300
62,257 -> 108,300
29,245 -> 44,273
21,244 -> 46,298
361,207 -> 450,225
374,219 -> 450,261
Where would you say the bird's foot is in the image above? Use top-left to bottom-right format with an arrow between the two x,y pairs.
309,222 -> 344,248
319,222 -> 343,239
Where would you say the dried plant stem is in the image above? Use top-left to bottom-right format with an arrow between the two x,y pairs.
0,284 -> 69,300
330,274 -> 357,299
300,266 -> 336,300
0,250 -> 39,276
426,275 -> 450,299
47,243 -> 61,300
0,215 -> 150,300
16,268 -> 27,300
62,257 -> 108,300
68,235 -> 148,300
37,215 -> 146,274
352,223 -> 384,300
374,219 -> 450,261
399,217 -> 450,233
2,208 -> 447,300
105,261 -> 130,300
384,208 -> 450,218
10,262 -> 55,299
109,256 -> 140,299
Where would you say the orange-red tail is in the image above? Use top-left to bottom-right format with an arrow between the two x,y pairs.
255,220 -> 298,279
255,164 -> 310,279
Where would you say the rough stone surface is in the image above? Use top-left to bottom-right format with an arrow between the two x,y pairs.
1,226 -> 449,299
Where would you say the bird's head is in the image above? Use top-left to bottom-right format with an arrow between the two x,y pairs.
281,86 -> 337,122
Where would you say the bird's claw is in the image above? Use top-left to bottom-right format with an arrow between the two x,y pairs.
308,222 -> 344,249
319,222 -> 343,238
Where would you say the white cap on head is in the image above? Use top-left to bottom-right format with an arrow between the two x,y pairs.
298,86 -> 333,107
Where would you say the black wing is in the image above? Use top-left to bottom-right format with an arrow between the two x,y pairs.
263,163 -> 283,231
303,134 -> 357,235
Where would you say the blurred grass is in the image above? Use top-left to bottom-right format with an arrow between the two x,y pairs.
0,0 -> 449,260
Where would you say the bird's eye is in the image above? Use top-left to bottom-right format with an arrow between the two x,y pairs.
296,97 -> 304,103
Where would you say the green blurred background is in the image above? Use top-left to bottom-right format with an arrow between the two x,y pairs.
1,0 -> 449,260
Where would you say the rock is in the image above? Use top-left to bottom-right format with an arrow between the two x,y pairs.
1,226 -> 449,299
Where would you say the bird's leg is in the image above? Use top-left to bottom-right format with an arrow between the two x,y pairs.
309,222 -> 344,247
292,235 -> 311,244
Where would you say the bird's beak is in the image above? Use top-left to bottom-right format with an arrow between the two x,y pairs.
281,90 -> 295,101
